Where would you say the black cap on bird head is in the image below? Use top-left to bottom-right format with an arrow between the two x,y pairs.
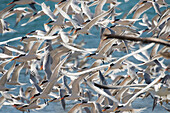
74,28 -> 81,34
45,20 -> 55,25
20,36 -> 28,41
110,63 -> 115,67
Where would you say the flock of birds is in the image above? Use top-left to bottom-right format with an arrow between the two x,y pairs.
0,0 -> 170,113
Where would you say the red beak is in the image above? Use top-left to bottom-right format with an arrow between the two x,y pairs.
7,2 -> 14,5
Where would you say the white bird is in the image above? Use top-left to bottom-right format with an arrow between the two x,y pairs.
7,63 -> 26,85
7,0 -> 40,12
85,79 -> 120,104
81,1 -> 93,20
132,1 -> 152,19
94,0 -> 107,17
30,78 -> 58,101
0,63 -> 16,91
63,74 -> 89,100
0,61 -> 16,85
113,73 -> 165,111
62,43 -> 155,76
10,41 -> 43,62
17,99 -> 46,111
21,10 -> 45,26
68,101 -> 102,113
0,4 -> 16,34
4,7 -> 33,27
74,6 -> 115,34
41,50 -> 53,80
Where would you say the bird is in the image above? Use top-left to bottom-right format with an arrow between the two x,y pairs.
68,101 -> 103,113
62,43 -> 155,76
4,7 -> 34,27
104,34 -> 170,47
30,78 -> 58,101
10,41 -> 43,62
84,79 -> 120,104
0,4 -> 16,34
113,73 -> 166,111
73,6 -> 115,34
7,63 -> 26,85
7,0 -> 40,12
40,50 -> 53,80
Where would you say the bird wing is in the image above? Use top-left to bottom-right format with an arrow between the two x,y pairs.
41,2 -> 56,21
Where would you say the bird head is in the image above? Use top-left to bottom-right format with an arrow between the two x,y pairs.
10,54 -> 25,61
40,80 -> 48,86
26,30 -> 36,35
111,18 -> 120,23
84,53 -> 96,58
104,63 -> 115,76
20,36 -> 28,41
45,20 -> 55,25
59,94 -> 69,101
73,28 -> 81,34
102,106 -> 111,111
7,1 -> 14,5
82,20 -> 90,25
30,93 -> 40,99
113,105 -> 123,112
140,0 -> 147,5
58,0 -> 67,4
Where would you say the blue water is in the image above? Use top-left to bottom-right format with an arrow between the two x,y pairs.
0,0 -> 170,113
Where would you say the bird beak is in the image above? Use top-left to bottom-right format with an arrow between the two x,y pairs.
104,66 -> 111,76
58,1 -> 63,4
158,78 -> 161,83
82,55 -> 90,61
139,2 -> 144,5
40,65 -> 43,70
12,105 -> 16,107
105,28 -> 109,32
102,109 -> 107,112
111,21 -> 115,23
165,67 -> 169,71
113,107 -> 118,112
26,32 -> 32,35
10,56 -> 20,61
45,22 -> 50,25
48,99 -> 53,103
7,2 -> 14,5
78,103 -> 83,106
20,36 -> 27,42
39,83 -> 43,86
59,97 -> 64,101
73,30 -> 77,34
143,29 -> 148,33
82,21 -> 87,25
18,107 -> 23,110
30,96 -> 34,99
84,55 -> 90,59
20,38 -> 23,42
68,29 -> 73,34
